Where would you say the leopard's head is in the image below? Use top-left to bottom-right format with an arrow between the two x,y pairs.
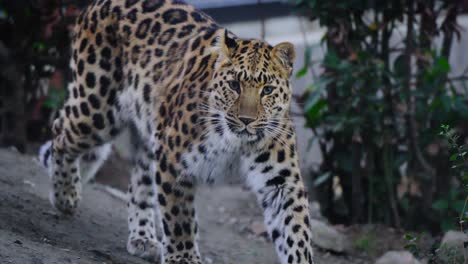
207,30 -> 295,143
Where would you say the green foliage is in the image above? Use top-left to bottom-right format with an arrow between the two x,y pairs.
437,243 -> 466,264
292,0 -> 468,230
436,125 -> 468,231
403,233 -> 420,257
43,88 -> 66,110
354,234 -> 373,252
0,0 -> 75,148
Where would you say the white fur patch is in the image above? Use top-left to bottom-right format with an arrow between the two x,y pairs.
80,143 -> 112,184
38,140 -> 53,169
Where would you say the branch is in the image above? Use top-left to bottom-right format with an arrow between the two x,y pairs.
404,1 -> 436,177
258,0 -> 266,40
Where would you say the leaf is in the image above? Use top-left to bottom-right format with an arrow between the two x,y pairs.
404,233 -> 415,241
441,219 -> 455,232
440,95 -> 452,112
25,7 -> 32,17
368,23 -> 378,31
435,57 -> 451,73
304,86 -> 327,123
306,0 -> 316,9
313,172 -> 331,187
432,199 -> 449,211
462,173 -> 468,182
404,243 -> 417,252
452,200 -> 466,213
291,0 -> 304,6
335,151 -> 353,172
306,136 -> 319,152
449,153 -> 459,161
33,42 -> 46,52
295,67 -> 308,78
43,99 -> 57,109
304,88 -> 321,109
296,46 -> 313,78
393,54 -> 406,78
323,50 -> 339,69
449,189 -> 460,200
0,9 -> 7,19
453,97 -> 468,118
43,88 -> 66,109
305,99 -> 327,122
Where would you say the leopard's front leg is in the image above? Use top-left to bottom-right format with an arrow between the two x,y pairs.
243,145 -> 315,264
155,149 -> 201,264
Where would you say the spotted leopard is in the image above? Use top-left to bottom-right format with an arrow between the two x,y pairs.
39,0 -> 315,263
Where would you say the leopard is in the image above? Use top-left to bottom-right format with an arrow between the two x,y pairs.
38,0 -> 315,263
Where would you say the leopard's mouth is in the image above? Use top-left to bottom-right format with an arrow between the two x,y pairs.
229,126 -> 264,142
237,129 -> 257,138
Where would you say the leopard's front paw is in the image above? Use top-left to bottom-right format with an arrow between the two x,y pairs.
165,255 -> 202,264
49,185 -> 81,215
127,237 -> 162,261
166,259 -> 202,264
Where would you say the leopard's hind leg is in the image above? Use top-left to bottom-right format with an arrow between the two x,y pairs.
48,3 -> 124,214
39,140 -> 112,185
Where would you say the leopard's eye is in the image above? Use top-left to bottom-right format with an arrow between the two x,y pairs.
228,80 -> 241,93
262,85 -> 275,96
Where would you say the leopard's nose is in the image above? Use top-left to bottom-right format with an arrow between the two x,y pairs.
239,117 -> 255,125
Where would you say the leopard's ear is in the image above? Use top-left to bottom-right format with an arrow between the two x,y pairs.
223,29 -> 238,50
212,29 -> 237,68
271,42 -> 295,77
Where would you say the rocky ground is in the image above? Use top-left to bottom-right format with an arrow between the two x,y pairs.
1,147 -> 461,264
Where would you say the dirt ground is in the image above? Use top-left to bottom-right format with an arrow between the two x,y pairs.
0,148 -> 375,264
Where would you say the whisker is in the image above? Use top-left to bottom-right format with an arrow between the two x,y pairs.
255,122 -> 295,137
266,126 -> 294,137
265,125 -> 291,139
263,127 -> 288,147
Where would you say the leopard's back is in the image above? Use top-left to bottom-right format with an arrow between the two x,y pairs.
66,0 -> 222,142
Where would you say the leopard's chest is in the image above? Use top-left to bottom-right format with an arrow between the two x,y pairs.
182,137 -> 243,184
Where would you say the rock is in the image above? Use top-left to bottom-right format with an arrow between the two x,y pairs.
375,251 -> 421,264
437,230 -> 467,263
441,230 -> 467,248
249,221 -> 268,237
310,219 -> 351,253
309,201 -> 326,222
228,217 -> 238,225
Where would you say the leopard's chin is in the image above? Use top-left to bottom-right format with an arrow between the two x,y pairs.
232,129 -> 264,143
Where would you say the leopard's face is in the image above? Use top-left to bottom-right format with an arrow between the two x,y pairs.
206,36 -> 295,143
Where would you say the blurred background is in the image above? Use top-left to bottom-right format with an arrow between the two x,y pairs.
0,0 -> 467,263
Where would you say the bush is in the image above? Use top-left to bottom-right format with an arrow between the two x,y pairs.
0,0 -> 82,151
293,0 -> 468,231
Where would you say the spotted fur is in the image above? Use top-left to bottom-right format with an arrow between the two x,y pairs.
41,0 -> 314,263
